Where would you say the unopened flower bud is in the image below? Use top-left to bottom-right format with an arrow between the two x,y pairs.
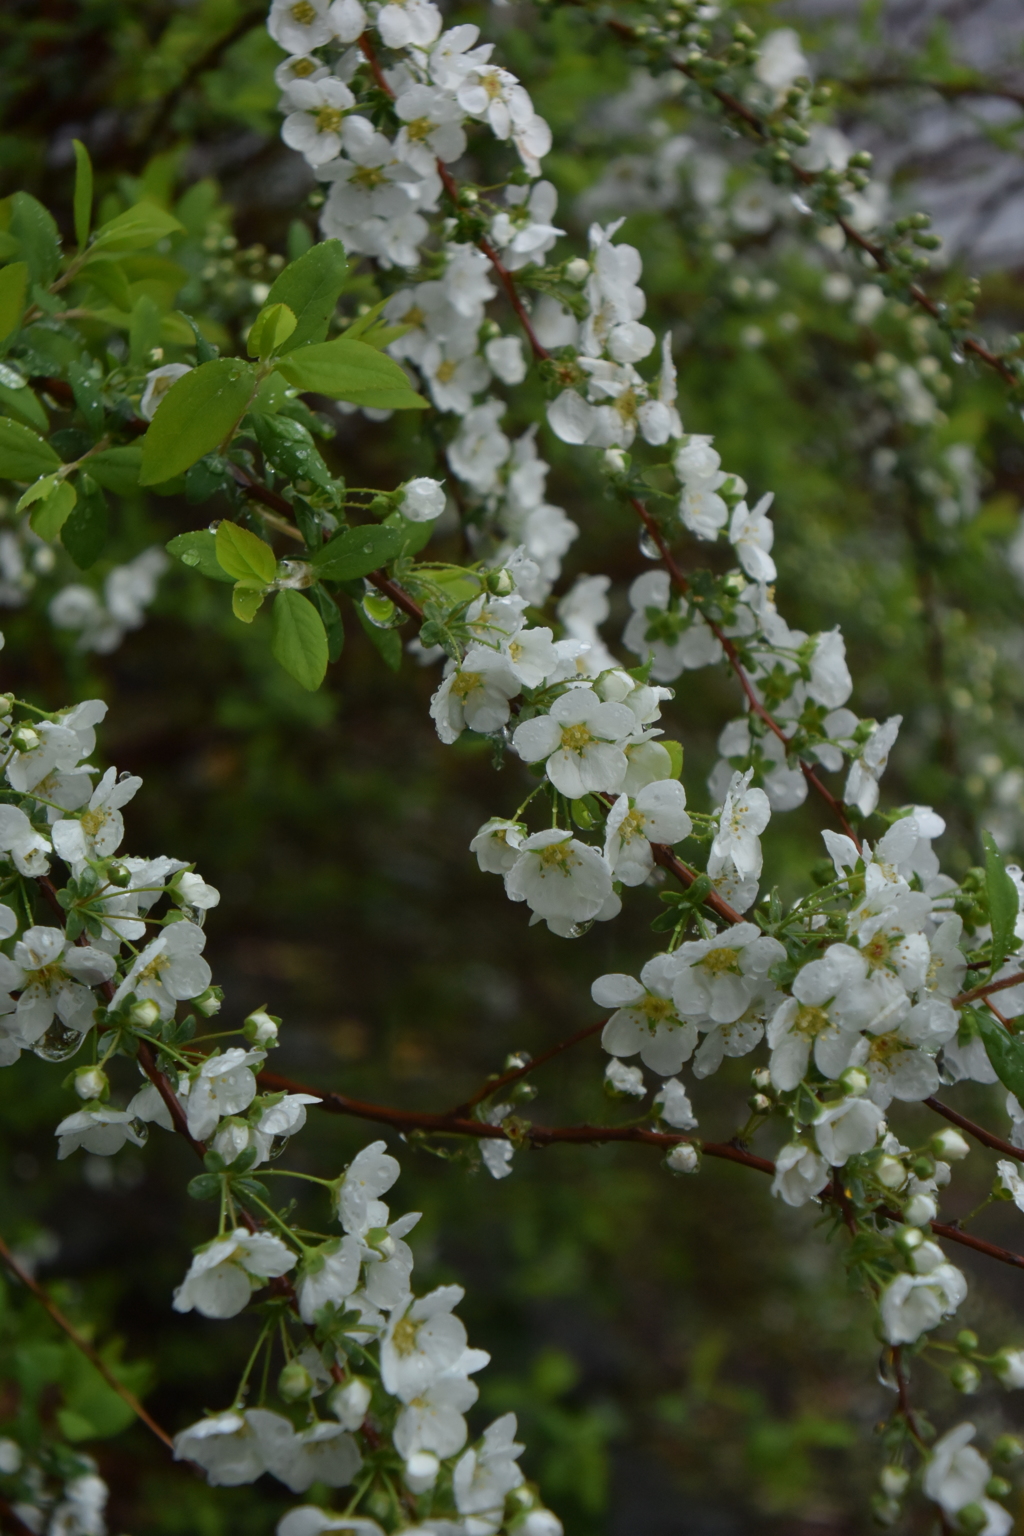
565,256 -> 590,283
930,1129 -> 970,1161
129,999 -> 161,1028
870,1493 -> 900,1526
875,1155 -> 907,1190
993,1348 -> 1024,1388
11,725 -> 39,753
747,1092 -> 772,1114
603,448 -> 628,474
894,1225 -> 924,1255
485,567 -> 516,597
839,1066 -> 870,1097
244,1009 -> 279,1045
73,1066 -> 108,1102
504,1051 -> 531,1071
404,1451 -> 439,1492
902,1192 -> 937,1228
194,988 -> 222,1019
329,1376 -> 371,1430
604,1060 -> 645,1099
993,1435 -> 1024,1463
278,1360 -> 315,1401
950,1361 -> 981,1395
956,1329 -> 979,1354
107,862 -> 132,888
879,1465 -> 909,1498
364,1226 -> 395,1259
751,1066 -> 771,1091
665,1143 -> 699,1175
987,1476 -> 1012,1499
0,694 -> 14,717
522,1512 -> 564,1536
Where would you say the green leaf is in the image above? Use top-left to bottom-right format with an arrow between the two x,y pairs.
187,1172 -> 222,1201
28,478 -> 77,540
247,302 -> 297,359
129,292 -> 163,368
232,579 -> 267,623
311,523 -> 404,580
67,360 -> 104,435
356,601 -> 402,671
275,338 -> 427,409
976,1008 -> 1024,1102
81,255 -> 132,313
139,358 -> 255,484
215,521 -> 277,584
0,261 -> 29,345
265,239 -> 348,352
664,739 -> 684,780
311,582 -> 345,661
10,193 -> 61,287
984,830 -> 1021,975
251,412 -> 337,499
72,140 -> 93,249
166,529 -> 236,583
0,417 -> 60,481
272,589 -> 329,690
87,200 -> 184,255
88,445 -> 142,496
0,378 -> 47,431
383,510 -> 434,556
61,475 -> 109,569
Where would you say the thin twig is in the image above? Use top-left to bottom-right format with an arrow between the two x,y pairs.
0,1230 -> 175,1451
448,1018 -> 607,1116
953,971 -> 1024,1008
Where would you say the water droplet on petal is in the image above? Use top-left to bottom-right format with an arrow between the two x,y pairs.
790,194 -> 812,216
638,528 -> 661,560
33,1019 -> 87,1062
130,1117 -> 150,1146
876,1349 -> 899,1393
950,348 -> 965,365
567,920 -> 594,939
269,1134 -> 291,1160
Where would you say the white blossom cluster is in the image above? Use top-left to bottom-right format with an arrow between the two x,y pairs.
0,1437 -> 110,1536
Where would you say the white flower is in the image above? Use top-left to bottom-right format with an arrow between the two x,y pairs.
1,926 -> 114,1048
51,766 -> 142,863
139,364 -> 192,421
595,960 -> 699,1075
429,647 -> 520,744
672,925 -> 784,1026
329,1376 -> 373,1431
361,1210 -> 419,1309
453,1413 -> 524,1518
502,626 -> 558,689
923,1424 -> 991,1516
712,769 -> 771,880
604,780 -> 691,885
511,691 -> 636,798
110,919 -> 211,1020
767,944 -> 872,1090
879,1261 -> 967,1344
249,1410 -> 362,1493
447,400 -> 511,494
605,1058 -> 645,1097
394,85 -> 467,172
844,716 -> 902,817
173,1229 -> 297,1319
174,869 -> 221,912
375,0 -> 442,50
622,570 -> 722,682
297,1237 -> 363,1323
420,340 -> 490,415
173,1411 -> 266,1486
772,1142 -> 829,1206
470,818 -> 525,875
55,1107 -> 146,1160
652,1077 -> 697,1130
485,335 -> 527,385
268,0 -> 335,51
282,78 -> 356,165
729,495 -> 776,583
491,180 -> 563,270
336,1139 -> 401,1235
808,629 -> 852,708
394,1363 -> 482,1459
504,829 -> 613,933
996,1159 -> 1024,1210
813,1098 -> 886,1166
401,477 -> 447,522
183,1048 -> 264,1141
457,65 -> 533,140
754,29 -> 810,96
278,1511 -> 384,1536
381,1285 -> 468,1401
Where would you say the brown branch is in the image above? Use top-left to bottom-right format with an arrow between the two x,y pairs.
449,1018 -> 607,1116
0,1230 -> 174,1451
924,1097 -> 1024,1165
931,1221 -> 1024,1272
650,842 -> 745,926
256,1070 -> 774,1171
954,971 -> 1024,1008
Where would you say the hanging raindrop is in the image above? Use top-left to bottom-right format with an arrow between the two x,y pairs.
362,593 -> 401,629
33,1020 -> 87,1062
567,920 -> 595,939
638,528 -> 661,560
950,348 -> 965,365
876,1349 -> 899,1393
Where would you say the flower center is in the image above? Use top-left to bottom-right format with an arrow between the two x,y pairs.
793,1004 -> 830,1039
80,807 -> 108,837
482,72 -> 504,99
867,1033 -> 903,1064
560,723 -> 595,753
290,0 -> 318,23
450,671 -> 481,700
401,304 -> 426,328
618,808 -> 646,842
353,164 -> 388,189
137,952 -> 171,986
640,995 -> 675,1028
25,962 -> 66,992
405,116 -> 434,142
701,947 -> 740,976
615,386 -> 638,423
291,56 -> 317,77
392,1316 -> 421,1356
435,359 -> 458,384
315,107 -> 343,134
862,933 -> 892,969
537,841 -> 575,874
